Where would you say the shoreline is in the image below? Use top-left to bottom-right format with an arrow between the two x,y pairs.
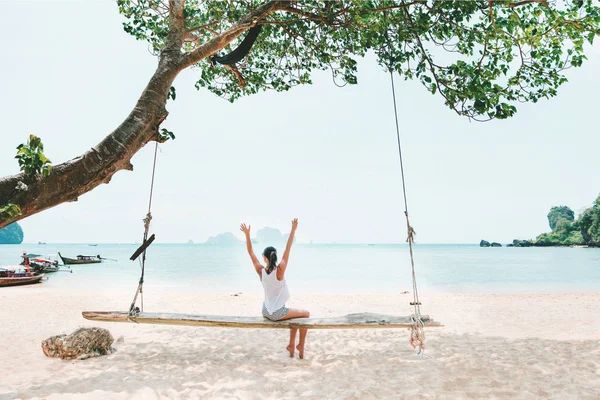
1,288 -> 599,398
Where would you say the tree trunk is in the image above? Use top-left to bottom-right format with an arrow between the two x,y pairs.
0,2 -> 282,230
0,59 -> 179,230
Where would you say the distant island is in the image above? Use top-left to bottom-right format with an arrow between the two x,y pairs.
498,193 -> 600,248
254,227 -> 293,244
205,232 -> 242,245
0,222 -> 24,244
204,227 -> 293,245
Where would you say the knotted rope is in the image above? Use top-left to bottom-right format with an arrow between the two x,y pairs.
389,70 -> 425,354
128,141 -> 159,317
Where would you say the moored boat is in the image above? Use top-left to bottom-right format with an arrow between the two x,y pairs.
58,252 -> 103,265
0,266 -> 45,287
21,253 -> 61,273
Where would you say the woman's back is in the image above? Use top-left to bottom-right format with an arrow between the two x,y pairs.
261,267 -> 290,313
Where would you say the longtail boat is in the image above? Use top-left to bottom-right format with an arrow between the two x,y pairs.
58,252 -> 103,265
21,253 -> 61,273
0,267 -> 45,287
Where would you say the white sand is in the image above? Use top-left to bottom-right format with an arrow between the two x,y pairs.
1,287 -> 599,399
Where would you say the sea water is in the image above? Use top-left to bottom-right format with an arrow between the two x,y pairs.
1,244 -> 598,294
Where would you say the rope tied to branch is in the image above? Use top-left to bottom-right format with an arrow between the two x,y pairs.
128,142 -> 159,316
388,68 -> 425,355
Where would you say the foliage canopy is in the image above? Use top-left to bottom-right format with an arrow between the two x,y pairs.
547,205 -> 575,230
119,0 -> 600,120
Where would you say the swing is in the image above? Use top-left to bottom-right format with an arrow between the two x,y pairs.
82,312 -> 438,329
82,24 -> 442,351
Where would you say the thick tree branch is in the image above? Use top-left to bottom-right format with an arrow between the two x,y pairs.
180,1 -> 288,68
0,1 -> 290,229
0,1 -> 193,230
164,0 -> 186,52
0,62 -> 179,230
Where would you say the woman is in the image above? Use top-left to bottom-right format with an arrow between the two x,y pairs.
240,218 -> 310,359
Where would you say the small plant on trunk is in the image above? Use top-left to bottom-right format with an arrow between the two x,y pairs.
15,135 -> 52,177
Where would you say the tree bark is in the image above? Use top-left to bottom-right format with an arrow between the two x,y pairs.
0,1 -> 285,230
0,58 -> 179,230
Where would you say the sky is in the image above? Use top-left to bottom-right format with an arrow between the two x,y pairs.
1,1 -> 599,244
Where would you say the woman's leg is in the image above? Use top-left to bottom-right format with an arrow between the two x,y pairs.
280,308 -> 310,320
278,308 -> 310,359
287,329 -> 297,357
297,329 -> 308,359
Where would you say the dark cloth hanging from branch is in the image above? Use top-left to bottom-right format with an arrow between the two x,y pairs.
211,25 -> 263,66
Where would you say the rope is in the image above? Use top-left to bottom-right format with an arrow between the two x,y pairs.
388,70 -> 425,354
128,141 -> 159,316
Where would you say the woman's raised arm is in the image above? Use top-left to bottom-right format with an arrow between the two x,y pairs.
277,218 -> 298,278
240,223 -> 262,276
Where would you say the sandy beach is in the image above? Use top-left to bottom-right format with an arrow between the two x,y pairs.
1,287 -> 599,399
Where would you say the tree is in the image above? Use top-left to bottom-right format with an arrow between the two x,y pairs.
579,194 -> 600,245
547,205 -> 575,230
534,193 -> 600,246
536,209 -> 581,246
1,0 -> 599,229
554,217 -> 574,232
535,230 -> 585,246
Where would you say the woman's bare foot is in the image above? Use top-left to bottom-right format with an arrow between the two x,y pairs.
286,344 -> 294,357
296,344 -> 305,359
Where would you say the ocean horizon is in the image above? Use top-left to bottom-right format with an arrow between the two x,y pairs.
1,243 -> 598,295
17,242 -> 505,245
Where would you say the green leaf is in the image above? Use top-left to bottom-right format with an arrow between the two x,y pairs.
15,134 -> 52,177
0,203 -> 22,219
158,128 -> 175,141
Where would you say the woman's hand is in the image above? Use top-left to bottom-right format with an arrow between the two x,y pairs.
291,218 -> 298,231
240,223 -> 251,235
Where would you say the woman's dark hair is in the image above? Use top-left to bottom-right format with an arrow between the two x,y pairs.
263,246 -> 278,274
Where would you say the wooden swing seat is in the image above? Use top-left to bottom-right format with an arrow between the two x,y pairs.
82,311 -> 442,329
